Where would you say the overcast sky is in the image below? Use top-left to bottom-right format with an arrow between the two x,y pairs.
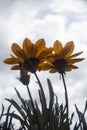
0,0 -> 87,126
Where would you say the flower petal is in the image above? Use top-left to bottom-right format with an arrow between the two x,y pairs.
67,64 -> 78,69
62,41 -> 74,58
23,38 -> 32,57
53,40 -> 63,54
11,65 -> 20,70
12,43 -> 26,59
39,63 -> 53,71
65,68 -> 72,72
39,48 -> 53,60
49,68 -> 56,73
67,58 -> 84,64
67,51 -> 83,59
35,39 -> 46,57
35,38 -> 45,48
4,57 -> 23,64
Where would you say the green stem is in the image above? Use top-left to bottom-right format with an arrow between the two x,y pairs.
61,73 -> 69,125
26,85 -> 36,114
26,85 -> 41,129
34,72 -> 47,107
34,72 -> 46,101
34,72 -> 44,92
34,72 -> 48,127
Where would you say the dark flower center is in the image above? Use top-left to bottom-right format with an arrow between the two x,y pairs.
24,58 -> 39,73
53,59 -> 67,74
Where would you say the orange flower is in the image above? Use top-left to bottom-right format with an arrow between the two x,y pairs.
4,38 -> 52,73
40,40 -> 84,74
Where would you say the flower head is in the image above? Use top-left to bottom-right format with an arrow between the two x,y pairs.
4,38 -> 52,73
40,40 -> 84,74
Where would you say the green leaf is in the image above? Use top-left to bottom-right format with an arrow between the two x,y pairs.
5,98 -> 26,121
6,113 -> 29,129
5,104 -> 12,128
47,78 -> 54,111
0,104 -> 4,121
35,101 -> 45,130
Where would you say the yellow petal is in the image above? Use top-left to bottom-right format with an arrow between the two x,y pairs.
39,63 -> 52,71
65,68 -> 72,72
4,57 -> 23,64
12,43 -> 26,59
67,51 -> 83,59
11,65 -> 20,70
23,38 -> 32,57
53,40 -> 63,54
35,39 -> 46,57
62,41 -> 74,58
49,68 -> 56,73
67,58 -> 84,64
31,44 -> 37,57
35,38 -> 45,48
39,49 -> 53,60
67,64 -> 78,69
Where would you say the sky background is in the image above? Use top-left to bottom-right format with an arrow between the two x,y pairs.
0,0 -> 87,127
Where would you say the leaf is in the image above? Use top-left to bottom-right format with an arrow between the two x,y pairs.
75,104 -> 87,129
35,101 -> 45,130
5,98 -> 26,121
38,88 -> 47,126
70,112 -> 74,125
47,78 -> 54,111
5,104 -> 12,128
6,113 -> 29,128
0,104 -> 4,121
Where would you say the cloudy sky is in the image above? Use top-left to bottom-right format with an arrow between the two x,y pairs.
0,0 -> 87,126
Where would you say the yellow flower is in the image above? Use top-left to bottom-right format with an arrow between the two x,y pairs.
40,40 -> 84,74
4,38 -> 52,73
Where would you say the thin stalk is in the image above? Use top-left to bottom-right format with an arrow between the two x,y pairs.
34,72 -> 46,106
34,72 -> 48,128
26,85 -> 40,129
61,73 -> 69,127
26,85 -> 34,108
34,72 -> 44,92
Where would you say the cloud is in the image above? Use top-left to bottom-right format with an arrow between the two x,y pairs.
0,0 -> 87,126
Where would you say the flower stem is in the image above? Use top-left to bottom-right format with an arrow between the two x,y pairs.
34,72 -> 47,107
61,73 -> 69,127
34,72 -> 43,89
26,84 -> 41,129
26,85 -> 35,109
34,72 -> 48,128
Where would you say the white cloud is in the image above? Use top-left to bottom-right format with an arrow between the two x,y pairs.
0,0 -> 87,127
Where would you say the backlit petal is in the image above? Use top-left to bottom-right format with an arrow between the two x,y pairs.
65,68 -> 72,71
23,38 -> 32,57
39,63 -> 53,71
49,68 -> 56,73
39,49 -> 53,60
11,65 -> 20,70
67,64 -> 78,69
62,41 -> 74,58
67,58 -> 84,64
53,40 -> 63,54
35,39 -> 46,57
67,51 -> 83,59
4,57 -> 23,64
12,43 -> 26,59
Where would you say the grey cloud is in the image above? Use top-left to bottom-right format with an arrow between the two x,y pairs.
36,8 -> 57,19
0,0 -> 87,119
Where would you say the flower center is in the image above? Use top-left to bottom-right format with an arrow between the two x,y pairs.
53,59 -> 67,74
24,58 -> 39,73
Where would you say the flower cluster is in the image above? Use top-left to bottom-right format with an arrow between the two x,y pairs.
4,38 -> 84,75
3,38 -> 86,130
